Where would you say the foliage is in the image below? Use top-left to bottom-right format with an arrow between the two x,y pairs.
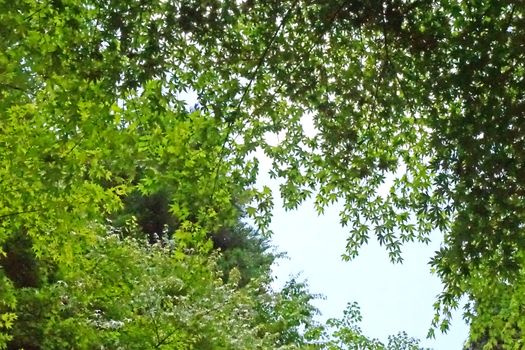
4,229 -> 277,349
255,278 -> 324,347
322,302 -> 429,350
2,0 -> 524,348
1,221 -> 426,349
114,187 -> 276,286
212,222 -> 276,287
462,252 -> 525,349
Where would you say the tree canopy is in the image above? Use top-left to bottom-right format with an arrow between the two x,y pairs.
1,0 -> 524,348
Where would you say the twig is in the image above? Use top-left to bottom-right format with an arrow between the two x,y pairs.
0,209 -> 43,220
209,0 -> 302,200
0,83 -> 26,92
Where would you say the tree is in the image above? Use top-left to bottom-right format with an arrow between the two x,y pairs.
323,302 -> 429,350
113,186 -> 276,286
2,0 -> 524,348
2,227 -> 284,349
1,0 -> 261,345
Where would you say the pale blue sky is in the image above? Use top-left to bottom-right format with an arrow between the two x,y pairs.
261,169 -> 470,349
250,129 -> 469,348
249,108 -> 470,349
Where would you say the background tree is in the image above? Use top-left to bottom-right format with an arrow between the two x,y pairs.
113,186 -> 275,286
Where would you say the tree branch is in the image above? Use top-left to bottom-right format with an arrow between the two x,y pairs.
210,0 -> 301,201
0,83 -> 26,92
0,209 -> 43,220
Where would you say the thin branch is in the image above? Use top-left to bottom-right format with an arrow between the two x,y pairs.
0,209 -> 43,220
0,83 -> 26,92
24,4 -> 47,21
235,0 -> 301,110
154,328 -> 178,348
209,0 -> 301,201
62,137 -> 83,158
274,0 -> 351,94
150,310 -> 162,348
